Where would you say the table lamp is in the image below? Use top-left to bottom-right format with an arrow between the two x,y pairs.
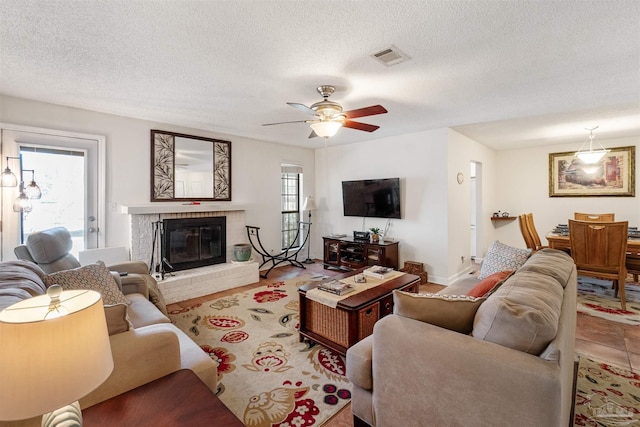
0,286 -> 114,427
302,196 -> 317,264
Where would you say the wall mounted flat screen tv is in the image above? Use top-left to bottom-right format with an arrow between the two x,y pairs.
342,178 -> 401,219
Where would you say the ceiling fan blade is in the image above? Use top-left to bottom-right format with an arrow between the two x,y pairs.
262,120 -> 309,126
287,102 -> 316,116
344,105 -> 387,119
308,130 -> 319,139
343,120 -> 380,132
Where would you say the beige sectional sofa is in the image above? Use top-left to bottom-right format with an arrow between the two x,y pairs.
346,248 -> 577,427
0,260 -> 217,427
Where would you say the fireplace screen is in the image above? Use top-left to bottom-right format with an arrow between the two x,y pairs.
163,217 -> 226,271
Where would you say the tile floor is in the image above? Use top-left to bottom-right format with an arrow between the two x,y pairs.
166,260 -> 640,427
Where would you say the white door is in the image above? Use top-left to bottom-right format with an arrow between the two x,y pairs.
0,125 -> 105,260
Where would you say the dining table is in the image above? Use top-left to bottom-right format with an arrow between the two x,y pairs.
545,231 -> 640,253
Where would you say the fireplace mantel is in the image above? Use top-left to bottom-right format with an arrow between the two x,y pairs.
121,202 -> 250,215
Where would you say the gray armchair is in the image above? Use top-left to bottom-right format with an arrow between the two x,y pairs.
14,227 -> 168,315
14,227 -> 81,273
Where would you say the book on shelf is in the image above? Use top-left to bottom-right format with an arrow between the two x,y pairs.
317,280 -> 354,296
363,265 -> 394,279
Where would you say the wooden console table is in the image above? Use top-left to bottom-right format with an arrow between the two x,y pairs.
323,236 -> 399,271
83,369 -> 243,427
298,270 -> 420,355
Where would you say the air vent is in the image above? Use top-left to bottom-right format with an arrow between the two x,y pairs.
371,45 -> 411,66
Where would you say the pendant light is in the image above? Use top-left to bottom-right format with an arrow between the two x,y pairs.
23,169 -> 42,199
574,126 -> 610,164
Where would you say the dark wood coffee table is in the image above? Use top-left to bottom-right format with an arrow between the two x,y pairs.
82,369 -> 243,427
298,270 -> 420,355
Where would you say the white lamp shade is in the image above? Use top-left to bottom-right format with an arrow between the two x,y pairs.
575,149 -> 609,164
302,196 -> 317,211
0,290 -> 113,421
310,121 -> 342,138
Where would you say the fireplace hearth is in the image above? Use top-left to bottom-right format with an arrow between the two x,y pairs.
163,216 -> 226,272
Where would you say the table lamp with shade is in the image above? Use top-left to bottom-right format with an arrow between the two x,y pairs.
0,286 -> 114,427
302,196 -> 317,264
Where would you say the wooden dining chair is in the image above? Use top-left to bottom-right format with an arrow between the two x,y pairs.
625,253 -> 640,282
569,219 -> 628,311
524,213 -> 547,251
518,214 -> 536,250
574,212 -> 615,222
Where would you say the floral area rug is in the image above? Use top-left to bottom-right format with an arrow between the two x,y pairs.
577,277 -> 640,326
168,273 -> 351,427
574,357 -> 640,426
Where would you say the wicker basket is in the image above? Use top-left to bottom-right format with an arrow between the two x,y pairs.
305,299 -> 350,348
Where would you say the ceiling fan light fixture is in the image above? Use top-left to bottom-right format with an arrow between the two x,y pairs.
574,126 -> 610,164
310,121 -> 342,138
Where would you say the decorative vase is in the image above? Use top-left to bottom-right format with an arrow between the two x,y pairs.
233,243 -> 252,262
371,234 -> 380,243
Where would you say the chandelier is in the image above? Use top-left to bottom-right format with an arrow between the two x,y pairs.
574,126 -> 610,164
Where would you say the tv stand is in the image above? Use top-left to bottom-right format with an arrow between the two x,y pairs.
322,236 -> 399,271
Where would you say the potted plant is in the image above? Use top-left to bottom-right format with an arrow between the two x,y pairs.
369,227 -> 381,243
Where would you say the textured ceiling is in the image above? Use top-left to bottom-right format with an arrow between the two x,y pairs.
0,0 -> 638,150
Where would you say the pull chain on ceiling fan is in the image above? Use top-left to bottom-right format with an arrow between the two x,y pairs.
262,85 -> 387,138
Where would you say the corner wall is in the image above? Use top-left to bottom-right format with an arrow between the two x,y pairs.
315,128 -> 497,284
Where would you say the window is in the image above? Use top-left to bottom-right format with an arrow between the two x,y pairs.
281,165 -> 302,249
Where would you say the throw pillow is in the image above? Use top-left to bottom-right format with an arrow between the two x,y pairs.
104,304 -> 132,335
43,261 -> 129,305
478,240 -> 531,280
466,270 -> 513,298
393,290 -> 485,334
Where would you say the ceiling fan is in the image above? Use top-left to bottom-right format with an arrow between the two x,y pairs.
262,85 -> 388,138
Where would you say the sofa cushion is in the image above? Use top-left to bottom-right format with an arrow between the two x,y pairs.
466,270 -> 513,297
126,293 -> 171,328
516,248 -> 574,288
472,269 -> 564,355
478,240 -> 531,280
393,290 -> 485,334
43,261 -> 129,305
104,304 -> 132,335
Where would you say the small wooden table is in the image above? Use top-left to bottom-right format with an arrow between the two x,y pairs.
82,369 -> 244,427
298,270 -> 420,355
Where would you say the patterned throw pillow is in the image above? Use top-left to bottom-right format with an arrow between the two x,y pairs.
392,290 -> 485,334
478,241 -> 531,280
43,261 -> 129,305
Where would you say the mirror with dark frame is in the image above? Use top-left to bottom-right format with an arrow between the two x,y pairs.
151,130 -> 231,201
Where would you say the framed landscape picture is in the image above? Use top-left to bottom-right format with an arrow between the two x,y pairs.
549,146 -> 635,197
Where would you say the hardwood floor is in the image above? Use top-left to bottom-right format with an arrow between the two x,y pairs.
166,260 -> 640,427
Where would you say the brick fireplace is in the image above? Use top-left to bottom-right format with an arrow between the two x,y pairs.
123,204 -> 258,303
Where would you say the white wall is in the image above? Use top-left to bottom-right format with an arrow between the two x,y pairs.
493,136 -> 640,249
314,128 -> 498,284
3,95 -> 638,282
0,95 -> 315,258
446,129 -> 498,281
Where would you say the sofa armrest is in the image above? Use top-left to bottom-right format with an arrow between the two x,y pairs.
119,274 -> 150,298
346,335 -> 373,390
79,324 -> 181,409
108,261 -> 150,275
372,315 -> 567,427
